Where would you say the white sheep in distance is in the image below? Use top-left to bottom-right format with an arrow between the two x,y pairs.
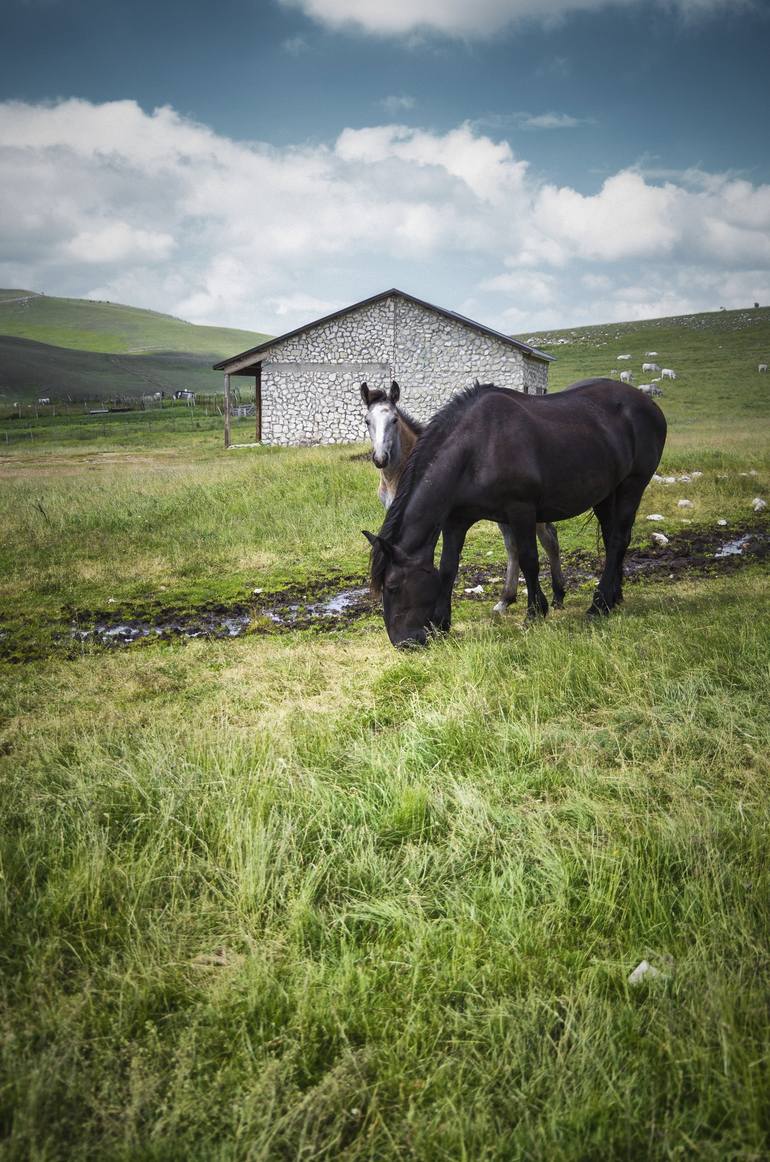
759,363 -> 768,373
661,368 -> 677,380
637,384 -> 663,397
620,370 -> 634,383
617,354 -> 631,360
642,362 -> 661,372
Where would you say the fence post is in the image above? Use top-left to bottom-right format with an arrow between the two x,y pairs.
224,374 -> 231,448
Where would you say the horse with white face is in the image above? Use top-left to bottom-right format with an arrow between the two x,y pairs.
360,380 -> 566,612
360,381 -> 422,509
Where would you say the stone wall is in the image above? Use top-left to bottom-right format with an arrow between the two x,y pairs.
259,294 -> 549,445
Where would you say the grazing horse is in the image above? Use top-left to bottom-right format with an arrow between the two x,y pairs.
364,378 -> 666,649
360,380 -> 565,612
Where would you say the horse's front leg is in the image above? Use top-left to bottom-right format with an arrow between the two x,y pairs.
433,516 -> 470,632
493,522 -> 519,612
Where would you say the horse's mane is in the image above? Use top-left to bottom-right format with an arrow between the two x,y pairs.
369,381 -> 504,592
365,389 -> 424,437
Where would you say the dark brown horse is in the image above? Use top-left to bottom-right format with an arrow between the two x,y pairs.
364,378 -> 667,648
360,380 -> 565,612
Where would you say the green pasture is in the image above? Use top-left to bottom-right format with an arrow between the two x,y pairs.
1,305 -> 769,1159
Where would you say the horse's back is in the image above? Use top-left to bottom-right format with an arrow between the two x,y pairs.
454,378 -> 666,521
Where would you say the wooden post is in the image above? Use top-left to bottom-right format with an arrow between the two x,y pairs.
255,365 -> 262,443
224,373 -> 231,448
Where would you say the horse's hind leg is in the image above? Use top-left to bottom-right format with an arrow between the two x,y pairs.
588,478 -> 647,616
536,521 -> 565,608
493,522 -> 519,612
508,511 -> 548,621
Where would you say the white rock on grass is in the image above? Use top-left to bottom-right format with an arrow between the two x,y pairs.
677,499 -> 694,508
651,532 -> 669,546
646,514 -> 665,521
677,474 -> 692,483
464,584 -> 485,595
628,960 -> 662,985
752,497 -> 767,512
717,519 -> 728,526
691,471 -> 703,479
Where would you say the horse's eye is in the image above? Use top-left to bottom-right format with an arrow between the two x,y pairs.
385,582 -> 400,594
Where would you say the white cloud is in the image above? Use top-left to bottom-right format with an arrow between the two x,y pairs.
517,112 -> 587,129
62,222 -> 175,264
379,94 -> 417,114
282,35 -> 309,53
0,98 -> 768,335
475,110 -> 592,132
280,0 -> 753,38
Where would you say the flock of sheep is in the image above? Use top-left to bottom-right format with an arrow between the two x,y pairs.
610,352 -> 675,397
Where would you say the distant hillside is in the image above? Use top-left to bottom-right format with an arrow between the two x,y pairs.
0,290 -> 269,357
0,335 -> 231,402
514,306 -> 770,432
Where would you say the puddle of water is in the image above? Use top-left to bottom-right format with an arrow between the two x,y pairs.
71,588 -> 373,646
262,587 -> 370,626
73,610 -> 252,647
715,535 -> 752,558
311,587 -> 369,615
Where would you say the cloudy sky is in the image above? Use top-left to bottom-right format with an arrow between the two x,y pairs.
1,0 -> 768,336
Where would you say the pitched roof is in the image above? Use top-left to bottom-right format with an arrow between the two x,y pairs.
213,287 -> 553,373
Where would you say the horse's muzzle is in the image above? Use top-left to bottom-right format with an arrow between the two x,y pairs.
392,629 -> 428,650
372,452 -> 389,469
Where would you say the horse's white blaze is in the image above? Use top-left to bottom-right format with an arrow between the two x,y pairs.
368,401 -> 397,467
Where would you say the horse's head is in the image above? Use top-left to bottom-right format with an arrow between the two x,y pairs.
360,380 -> 401,470
363,530 -> 440,649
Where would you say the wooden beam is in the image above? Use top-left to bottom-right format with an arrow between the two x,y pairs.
223,373 -> 231,448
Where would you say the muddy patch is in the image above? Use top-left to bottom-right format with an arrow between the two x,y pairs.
3,519 -> 765,658
448,519 -> 768,598
71,610 -> 253,647
66,580 -> 379,649
260,586 -> 374,628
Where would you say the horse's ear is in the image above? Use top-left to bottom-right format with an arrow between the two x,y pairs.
360,382 -> 370,405
389,380 -> 400,404
362,532 -> 410,566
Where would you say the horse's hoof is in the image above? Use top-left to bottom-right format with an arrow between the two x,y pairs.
552,598 -> 564,610
492,600 -> 511,614
586,603 -> 610,618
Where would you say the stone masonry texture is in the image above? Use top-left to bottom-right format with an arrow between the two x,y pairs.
257,294 -> 549,446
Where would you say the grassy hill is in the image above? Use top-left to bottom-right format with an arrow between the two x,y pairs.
0,289 -> 269,356
0,288 -> 272,403
0,335 -> 235,403
516,305 -> 770,454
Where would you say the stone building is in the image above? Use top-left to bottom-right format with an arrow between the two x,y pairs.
213,288 -> 552,446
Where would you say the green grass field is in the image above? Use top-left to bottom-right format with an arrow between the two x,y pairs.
1,305 -> 769,1159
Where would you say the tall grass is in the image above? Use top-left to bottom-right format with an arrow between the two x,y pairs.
1,575 -> 769,1158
